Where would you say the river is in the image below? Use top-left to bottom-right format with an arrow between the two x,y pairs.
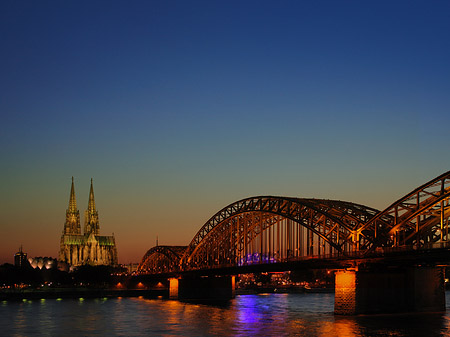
2,292 -> 450,336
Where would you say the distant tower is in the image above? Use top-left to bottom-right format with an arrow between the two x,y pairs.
64,177 -> 81,235
14,246 -> 28,268
84,178 -> 100,235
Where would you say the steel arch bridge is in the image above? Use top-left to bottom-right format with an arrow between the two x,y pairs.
138,246 -> 187,274
138,171 -> 450,274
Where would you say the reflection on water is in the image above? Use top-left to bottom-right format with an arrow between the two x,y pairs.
1,292 -> 450,336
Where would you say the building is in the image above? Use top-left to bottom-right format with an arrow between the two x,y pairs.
14,246 -> 28,268
122,263 -> 140,274
28,257 -> 57,270
59,177 -> 118,268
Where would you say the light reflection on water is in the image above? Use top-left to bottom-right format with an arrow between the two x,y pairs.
1,292 -> 450,336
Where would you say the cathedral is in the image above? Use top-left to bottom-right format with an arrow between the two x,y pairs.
59,177 -> 118,268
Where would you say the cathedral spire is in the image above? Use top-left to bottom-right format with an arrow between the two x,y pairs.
88,178 -> 96,213
69,176 -> 77,212
85,178 -> 100,235
64,177 -> 81,235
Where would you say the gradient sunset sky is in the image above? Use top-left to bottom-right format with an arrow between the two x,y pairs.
1,1 -> 450,264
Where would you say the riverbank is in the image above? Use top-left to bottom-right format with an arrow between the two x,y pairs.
0,288 -> 167,301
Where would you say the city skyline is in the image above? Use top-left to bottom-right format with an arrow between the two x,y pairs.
1,1 -> 450,264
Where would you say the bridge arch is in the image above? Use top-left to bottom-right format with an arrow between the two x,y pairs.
361,171 -> 450,250
138,245 -> 187,273
137,171 -> 450,275
180,196 -> 380,270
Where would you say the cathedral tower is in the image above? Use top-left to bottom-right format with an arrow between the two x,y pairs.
60,177 -> 118,268
63,177 -> 81,235
84,178 -> 100,235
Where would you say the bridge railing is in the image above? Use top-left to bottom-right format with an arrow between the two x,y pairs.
422,241 -> 450,250
367,241 -> 450,256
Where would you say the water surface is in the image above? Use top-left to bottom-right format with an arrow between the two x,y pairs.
2,292 -> 450,336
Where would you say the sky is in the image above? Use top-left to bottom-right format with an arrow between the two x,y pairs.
1,0 -> 450,264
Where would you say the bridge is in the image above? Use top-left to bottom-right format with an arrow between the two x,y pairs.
137,171 -> 450,314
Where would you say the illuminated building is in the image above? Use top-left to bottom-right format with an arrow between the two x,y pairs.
59,178 -> 118,268
28,257 -> 57,270
14,246 -> 28,268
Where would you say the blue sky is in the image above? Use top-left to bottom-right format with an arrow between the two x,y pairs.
1,1 -> 450,263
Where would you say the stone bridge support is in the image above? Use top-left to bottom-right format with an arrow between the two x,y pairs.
335,266 -> 445,315
169,275 -> 235,301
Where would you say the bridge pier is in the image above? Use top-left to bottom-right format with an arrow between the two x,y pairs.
169,275 -> 235,301
169,278 -> 179,299
335,266 -> 445,315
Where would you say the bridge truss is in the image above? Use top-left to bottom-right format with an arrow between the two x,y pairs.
138,246 -> 187,273
137,171 -> 450,274
179,197 -> 379,271
360,171 -> 450,252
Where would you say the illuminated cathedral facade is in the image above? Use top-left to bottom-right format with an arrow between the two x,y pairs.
59,178 -> 118,268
